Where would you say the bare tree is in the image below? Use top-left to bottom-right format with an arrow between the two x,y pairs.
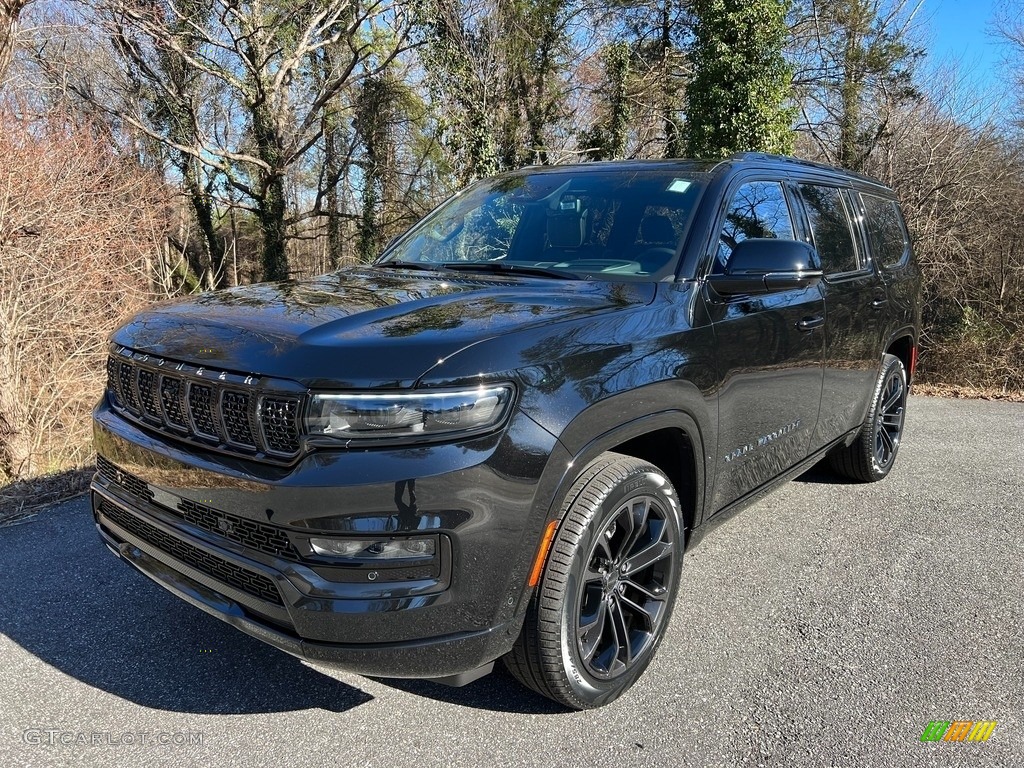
790,0 -> 924,170
96,0 -> 414,281
0,105 -> 167,480
0,0 -> 28,84
992,0 -> 1024,125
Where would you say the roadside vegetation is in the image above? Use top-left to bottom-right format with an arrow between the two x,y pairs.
1,0 -> 1022,498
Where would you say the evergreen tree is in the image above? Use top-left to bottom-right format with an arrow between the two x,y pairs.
683,0 -> 795,158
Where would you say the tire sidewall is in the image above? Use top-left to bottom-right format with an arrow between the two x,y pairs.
550,466 -> 684,708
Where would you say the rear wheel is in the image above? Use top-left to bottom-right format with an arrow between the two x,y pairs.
504,453 -> 683,709
829,353 -> 908,482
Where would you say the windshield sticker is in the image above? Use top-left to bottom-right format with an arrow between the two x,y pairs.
667,179 -> 691,194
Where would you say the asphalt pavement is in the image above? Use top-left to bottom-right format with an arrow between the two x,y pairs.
1,395 -> 1021,767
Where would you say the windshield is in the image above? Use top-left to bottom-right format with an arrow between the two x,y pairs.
377,169 -> 705,280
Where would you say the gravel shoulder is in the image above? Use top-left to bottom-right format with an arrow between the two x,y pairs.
1,395 -> 1021,767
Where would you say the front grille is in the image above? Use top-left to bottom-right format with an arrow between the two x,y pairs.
96,455 -> 153,503
221,391 -> 256,448
187,383 -> 220,439
137,369 -> 161,421
96,457 -> 299,561
260,397 -> 301,454
117,360 -> 139,411
99,498 -> 283,605
160,376 -> 188,429
106,350 -> 302,461
106,357 -> 120,406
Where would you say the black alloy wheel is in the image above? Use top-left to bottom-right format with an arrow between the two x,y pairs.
873,362 -> 906,470
576,493 -> 676,679
829,353 -> 908,482
504,453 -> 684,709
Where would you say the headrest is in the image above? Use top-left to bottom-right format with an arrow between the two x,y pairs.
641,214 -> 675,244
547,209 -> 588,248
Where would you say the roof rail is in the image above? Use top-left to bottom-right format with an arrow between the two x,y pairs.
724,152 -> 886,186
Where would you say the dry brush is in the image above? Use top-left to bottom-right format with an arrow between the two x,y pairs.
0,107 -> 170,481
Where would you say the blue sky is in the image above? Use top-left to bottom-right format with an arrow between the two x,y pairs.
924,0 -> 1007,86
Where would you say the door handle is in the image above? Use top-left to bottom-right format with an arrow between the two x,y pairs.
871,297 -> 888,308
797,316 -> 825,331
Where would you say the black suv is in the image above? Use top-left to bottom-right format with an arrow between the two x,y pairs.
92,153 -> 920,709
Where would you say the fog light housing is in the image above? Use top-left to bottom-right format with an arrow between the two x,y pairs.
309,536 -> 437,562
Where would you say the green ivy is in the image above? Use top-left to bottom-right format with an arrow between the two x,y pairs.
683,0 -> 795,158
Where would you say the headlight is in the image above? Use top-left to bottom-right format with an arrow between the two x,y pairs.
305,385 -> 514,442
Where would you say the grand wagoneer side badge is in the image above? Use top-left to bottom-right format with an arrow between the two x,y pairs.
724,419 -> 802,463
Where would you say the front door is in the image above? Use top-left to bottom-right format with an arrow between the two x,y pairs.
704,180 -> 825,514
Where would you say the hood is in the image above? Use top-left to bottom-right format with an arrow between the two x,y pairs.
112,267 -> 656,388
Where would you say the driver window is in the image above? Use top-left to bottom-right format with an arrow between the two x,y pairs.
715,181 -> 795,273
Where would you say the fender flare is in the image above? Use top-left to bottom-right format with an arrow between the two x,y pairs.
545,409 -> 707,529
506,407 -> 709,621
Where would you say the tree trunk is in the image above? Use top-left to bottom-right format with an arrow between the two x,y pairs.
0,0 -> 27,86
661,0 -> 681,157
249,95 -> 290,282
838,30 -> 863,170
258,173 -> 289,281
324,110 -> 343,269
183,159 -> 226,289
838,0 -> 867,171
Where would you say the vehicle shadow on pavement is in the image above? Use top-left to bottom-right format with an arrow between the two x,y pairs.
0,500 -> 373,715
372,666 -> 570,715
792,461 -> 860,485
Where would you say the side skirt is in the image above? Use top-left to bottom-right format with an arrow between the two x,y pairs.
686,429 -> 860,551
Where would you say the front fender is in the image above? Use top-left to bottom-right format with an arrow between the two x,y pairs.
507,392 -> 712,619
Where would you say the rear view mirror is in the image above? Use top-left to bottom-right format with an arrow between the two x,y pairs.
710,239 -> 823,295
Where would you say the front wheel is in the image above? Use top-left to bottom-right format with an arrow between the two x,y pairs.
504,453 -> 684,709
829,353 -> 908,482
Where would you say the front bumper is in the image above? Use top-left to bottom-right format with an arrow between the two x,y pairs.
91,398 -> 568,679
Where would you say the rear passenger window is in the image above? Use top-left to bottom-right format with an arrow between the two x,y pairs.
799,184 -> 860,275
861,194 -> 909,268
716,181 -> 795,271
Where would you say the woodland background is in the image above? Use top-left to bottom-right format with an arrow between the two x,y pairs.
1,0 -> 1023,492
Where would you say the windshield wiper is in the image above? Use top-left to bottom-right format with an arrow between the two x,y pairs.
442,262 -> 580,280
374,260 -> 451,272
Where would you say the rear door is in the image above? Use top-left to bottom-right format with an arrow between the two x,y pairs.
704,178 -> 825,513
793,182 -> 885,449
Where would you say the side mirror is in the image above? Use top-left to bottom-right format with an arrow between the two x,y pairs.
710,239 -> 823,296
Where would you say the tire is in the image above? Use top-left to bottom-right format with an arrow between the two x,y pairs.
828,353 -> 908,482
504,452 -> 684,709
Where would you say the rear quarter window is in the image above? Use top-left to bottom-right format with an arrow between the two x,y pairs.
861,194 -> 910,269
798,184 -> 860,275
